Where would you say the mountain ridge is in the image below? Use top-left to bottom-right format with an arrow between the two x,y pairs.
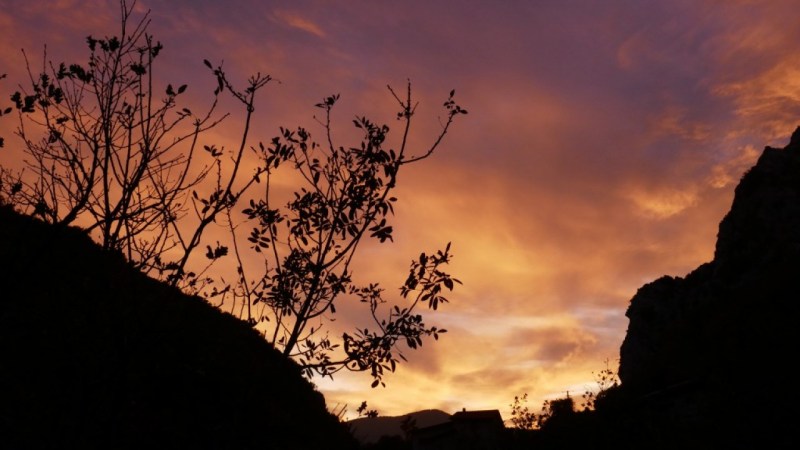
347,408 -> 451,445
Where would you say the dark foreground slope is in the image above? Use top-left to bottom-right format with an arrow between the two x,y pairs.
522,128 -> 800,450
0,206 -> 356,450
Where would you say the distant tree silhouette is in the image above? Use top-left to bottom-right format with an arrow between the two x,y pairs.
357,401 -> 380,418
580,358 -> 619,411
0,0 -> 466,387
541,396 -> 576,426
509,393 -> 537,430
510,361 -> 619,433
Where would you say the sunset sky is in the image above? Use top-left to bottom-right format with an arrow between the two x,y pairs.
3,0 -> 800,422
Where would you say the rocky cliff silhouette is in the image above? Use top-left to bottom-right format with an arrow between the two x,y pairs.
519,128 -> 800,449
613,127 -> 800,447
0,205 -> 356,449
621,127 -> 800,391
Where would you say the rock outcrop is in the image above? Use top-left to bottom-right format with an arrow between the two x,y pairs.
616,127 -> 800,446
0,205 -> 356,449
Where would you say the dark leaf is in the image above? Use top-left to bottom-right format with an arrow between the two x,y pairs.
130,63 -> 146,75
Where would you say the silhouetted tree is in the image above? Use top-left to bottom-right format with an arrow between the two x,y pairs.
0,0 -> 466,387
357,401 -> 379,418
237,86 -> 464,383
509,393 -> 538,430
0,74 -> 10,150
0,1 -> 259,279
580,358 -> 619,411
543,396 -> 575,423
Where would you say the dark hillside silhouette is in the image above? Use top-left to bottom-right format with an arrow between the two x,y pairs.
516,127 -> 800,449
0,205 -> 356,449
347,409 -> 451,446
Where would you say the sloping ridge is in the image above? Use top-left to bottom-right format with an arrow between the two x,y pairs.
0,205 -> 356,449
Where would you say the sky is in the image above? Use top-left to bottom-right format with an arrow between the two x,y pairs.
2,0 -> 800,422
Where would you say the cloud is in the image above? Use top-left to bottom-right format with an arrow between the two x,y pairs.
649,105 -> 712,142
706,144 -> 761,189
272,10 -> 326,38
625,186 -> 699,219
713,57 -> 800,140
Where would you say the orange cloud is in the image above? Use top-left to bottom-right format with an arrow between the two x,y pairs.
649,105 -> 712,142
713,57 -> 800,140
625,186 -> 699,219
272,10 -> 326,38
